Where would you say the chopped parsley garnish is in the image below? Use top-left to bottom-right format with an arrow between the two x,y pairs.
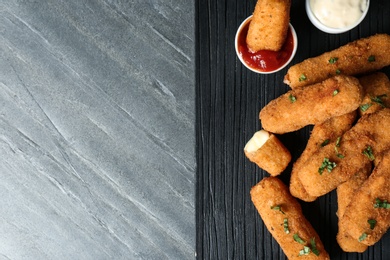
333,89 -> 339,96
360,94 -> 387,112
371,94 -> 387,107
329,57 -> 339,64
368,55 -> 376,62
310,238 -> 320,256
334,137 -> 344,158
360,103 -> 373,112
363,146 -> 375,161
318,158 -> 337,174
359,233 -> 367,242
293,234 -> 306,245
336,69 -> 341,75
335,136 -> 341,147
299,246 -> 310,256
283,218 -> 290,234
289,94 -> 297,103
271,205 -> 285,214
299,74 -> 307,82
368,219 -> 377,229
296,237 -> 320,256
320,139 -> 330,147
374,198 -> 390,209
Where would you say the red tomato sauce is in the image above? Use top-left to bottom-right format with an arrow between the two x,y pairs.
237,22 -> 295,72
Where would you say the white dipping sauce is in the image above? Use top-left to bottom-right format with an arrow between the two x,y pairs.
309,0 -> 368,29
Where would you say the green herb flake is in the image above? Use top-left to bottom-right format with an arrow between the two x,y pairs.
293,233 -> 306,245
374,198 -> 390,209
368,55 -> 376,62
368,219 -> 377,229
360,103 -> 373,112
334,137 -> 344,158
299,74 -> 307,82
359,232 -> 367,242
289,94 -> 297,103
335,137 -> 341,147
329,57 -> 339,64
363,146 -> 375,161
333,89 -> 339,96
318,158 -> 337,175
371,94 -> 387,108
320,139 -> 330,147
271,205 -> 285,214
336,69 -> 341,75
310,238 -> 320,256
283,218 -> 290,234
299,246 -> 311,256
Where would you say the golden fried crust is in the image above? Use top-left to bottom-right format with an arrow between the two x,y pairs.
337,165 -> 371,218
298,108 -> 390,197
246,0 -> 291,52
340,149 -> 390,246
284,34 -> 390,88
259,75 -> 363,134
336,166 -> 371,252
298,139 -> 372,197
290,112 -> 357,202
359,72 -> 390,116
245,134 -> 291,176
251,177 -> 329,260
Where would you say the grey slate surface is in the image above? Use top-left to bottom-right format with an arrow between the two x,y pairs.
0,0 -> 195,259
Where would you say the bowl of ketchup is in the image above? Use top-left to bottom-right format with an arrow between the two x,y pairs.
235,15 -> 298,74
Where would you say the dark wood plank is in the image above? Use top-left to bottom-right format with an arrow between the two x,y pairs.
196,0 -> 390,259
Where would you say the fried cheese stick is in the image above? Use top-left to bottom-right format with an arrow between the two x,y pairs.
298,108 -> 390,197
336,166 -> 371,252
244,130 -> 291,176
246,0 -> 291,52
284,34 -> 390,89
260,75 -> 363,134
336,165 -> 371,223
251,177 -> 329,260
339,149 -> 390,246
290,111 -> 356,202
359,72 -> 390,116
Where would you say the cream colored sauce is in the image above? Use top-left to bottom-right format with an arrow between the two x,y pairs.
310,0 -> 367,29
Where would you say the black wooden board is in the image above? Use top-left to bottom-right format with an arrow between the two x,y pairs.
196,0 -> 390,259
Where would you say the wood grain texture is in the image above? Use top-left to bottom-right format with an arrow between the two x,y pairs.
196,0 -> 390,259
1,0 -> 194,259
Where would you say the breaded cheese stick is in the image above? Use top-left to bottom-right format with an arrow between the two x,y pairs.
290,111 -> 356,202
284,34 -> 390,88
251,177 -> 329,260
336,166 -> 371,253
340,149 -> 390,246
298,139 -> 371,198
337,165 -> 372,220
246,0 -> 291,52
359,72 -> 390,116
298,108 -> 390,197
260,75 -> 363,134
244,130 -> 291,176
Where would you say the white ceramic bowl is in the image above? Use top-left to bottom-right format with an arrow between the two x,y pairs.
306,0 -> 370,34
235,15 -> 298,74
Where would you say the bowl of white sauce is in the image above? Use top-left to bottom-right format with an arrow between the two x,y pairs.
306,0 -> 370,34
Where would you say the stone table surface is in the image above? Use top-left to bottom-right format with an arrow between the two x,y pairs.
0,1 -> 195,259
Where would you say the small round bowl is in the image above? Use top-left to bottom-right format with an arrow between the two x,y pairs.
306,0 -> 370,34
235,15 -> 298,74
